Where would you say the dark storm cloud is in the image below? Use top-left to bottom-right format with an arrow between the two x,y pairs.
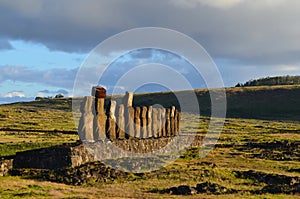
0,39 -> 13,51
0,0 -> 300,66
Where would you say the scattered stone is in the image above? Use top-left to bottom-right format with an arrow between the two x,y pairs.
261,184 -> 300,194
236,140 -> 300,161
168,185 -> 196,195
0,158 -> 13,176
10,161 -> 130,186
196,182 -> 234,194
160,182 -> 234,195
235,170 -> 300,185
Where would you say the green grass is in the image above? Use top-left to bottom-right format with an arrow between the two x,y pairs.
0,98 -> 76,132
0,87 -> 299,198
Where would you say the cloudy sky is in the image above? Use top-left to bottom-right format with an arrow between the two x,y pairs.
0,0 -> 300,104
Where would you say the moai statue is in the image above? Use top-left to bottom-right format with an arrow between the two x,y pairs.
134,107 -> 141,138
123,91 -> 134,138
92,86 -> 107,141
152,108 -> 159,138
161,108 -> 166,137
157,108 -> 162,137
170,106 -> 176,136
141,106 -> 148,139
78,96 -> 95,142
147,106 -> 153,138
107,100 -> 117,140
117,104 -> 125,139
126,107 -> 135,138
165,108 -> 171,137
174,109 -> 180,135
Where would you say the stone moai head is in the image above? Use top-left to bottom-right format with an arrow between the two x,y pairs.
92,86 -> 106,98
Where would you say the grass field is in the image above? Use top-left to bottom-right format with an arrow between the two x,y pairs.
0,86 -> 299,198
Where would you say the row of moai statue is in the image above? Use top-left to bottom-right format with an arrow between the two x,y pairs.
78,86 -> 181,142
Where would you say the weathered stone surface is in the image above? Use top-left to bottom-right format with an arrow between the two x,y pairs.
107,101 -> 117,140
95,98 -> 105,115
94,98 -> 106,141
13,142 -> 95,169
152,108 -> 159,138
80,96 -> 94,114
117,104 -> 125,139
78,96 -> 95,142
147,106 -> 153,138
165,108 -> 171,137
134,107 -> 141,138
170,106 -> 176,136
141,106 -> 147,139
94,113 -> 107,141
123,91 -> 133,107
175,109 -> 180,135
125,107 -> 135,138
70,144 -> 96,167
0,158 -> 13,176
108,101 -> 117,120
161,108 -> 166,137
157,108 -> 162,137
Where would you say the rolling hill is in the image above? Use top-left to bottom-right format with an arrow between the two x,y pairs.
2,85 -> 300,121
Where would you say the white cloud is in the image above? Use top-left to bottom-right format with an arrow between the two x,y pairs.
3,91 -> 25,98
276,65 -> 300,72
170,0 -> 285,9
170,0 -> 243,9
35,89 -> 70,98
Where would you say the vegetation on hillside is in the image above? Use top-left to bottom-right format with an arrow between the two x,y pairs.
133,85 -> 300,121
236,75 -> 300,87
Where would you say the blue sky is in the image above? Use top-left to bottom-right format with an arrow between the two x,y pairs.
0,40 -> 85,103
0,0 -> 300,104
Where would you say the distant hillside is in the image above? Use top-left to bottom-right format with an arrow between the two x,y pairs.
132,85 -> 300,121
236,75 -> 300,87
2,85 -> 300,121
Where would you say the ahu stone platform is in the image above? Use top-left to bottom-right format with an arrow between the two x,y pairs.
0,87 -> 202,174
